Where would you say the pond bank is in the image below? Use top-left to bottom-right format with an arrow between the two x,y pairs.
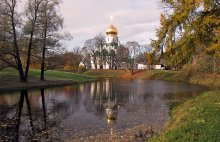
1,69 -> 219,91
0,69 -> 97,92
83,69 -> 220,88
149,90 -> 220,142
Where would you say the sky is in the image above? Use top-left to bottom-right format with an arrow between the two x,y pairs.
59,0 -> 163,50
19,0 -> 162,50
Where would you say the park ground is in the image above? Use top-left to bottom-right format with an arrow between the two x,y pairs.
83,69 -> 220,88
0,68 -> 220,141
1,68 -> 220,91
0,68 -> 96,91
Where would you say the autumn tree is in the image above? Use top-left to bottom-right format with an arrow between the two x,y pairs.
153,0 -> 220,72
136,44 -> 153,65
60,48 -> 82,71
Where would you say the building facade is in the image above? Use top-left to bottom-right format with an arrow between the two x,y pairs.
91,24 -> 119,69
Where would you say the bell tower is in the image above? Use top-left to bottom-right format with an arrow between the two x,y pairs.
102,16 -> 119,69
105,16 -> 118,47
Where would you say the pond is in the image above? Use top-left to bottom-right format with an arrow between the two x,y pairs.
0,79 -> 208,141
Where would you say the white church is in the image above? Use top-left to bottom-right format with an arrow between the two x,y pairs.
79,19 -> 164,70
91,23 -> 119,69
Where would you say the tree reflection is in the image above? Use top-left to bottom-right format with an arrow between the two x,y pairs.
0,89 -> 54,141
41,89 -> 49,140
15,90 -> 26,141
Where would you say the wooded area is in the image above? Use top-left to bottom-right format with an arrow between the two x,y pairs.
152,0 -> 220,73
0,0 -> 69,82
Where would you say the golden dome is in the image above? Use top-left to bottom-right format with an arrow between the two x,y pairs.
106,24 -> 118,35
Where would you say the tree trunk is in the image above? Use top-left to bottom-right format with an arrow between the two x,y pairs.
24,32 -> 34,81
41,31 -> 47,80
213,56 -> 216,74
24,92 -> 34,132
40,52 -> 46,80
41,89 -> 47,128
25,1 -> 41,81
16,90 -> 25,141
11,11 -> 26,82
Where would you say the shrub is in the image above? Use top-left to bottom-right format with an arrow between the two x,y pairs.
77,66 -> 88,74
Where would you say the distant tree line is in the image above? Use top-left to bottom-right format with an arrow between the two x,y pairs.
81,33 -> 154,72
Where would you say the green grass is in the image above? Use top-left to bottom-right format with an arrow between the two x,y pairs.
1,68 -> 219,87
0,68 -> 96,83
149,90 -> 220,142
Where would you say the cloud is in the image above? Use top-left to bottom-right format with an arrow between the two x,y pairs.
18,0 -> 162,49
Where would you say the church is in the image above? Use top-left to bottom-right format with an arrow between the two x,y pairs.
91,22 -> 119,69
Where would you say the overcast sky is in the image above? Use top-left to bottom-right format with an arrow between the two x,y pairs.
19,0 -> 162,50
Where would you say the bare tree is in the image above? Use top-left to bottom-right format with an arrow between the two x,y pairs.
24,0 -> 43,81
82,34 -> 105,69
83,38 -> 97,69
94,33 -> 105,68
0,0 -> 25,81
38,0 -> 64,80
125,41 -> 141,74
0,0 -> 43,82
115,45 -> 129,66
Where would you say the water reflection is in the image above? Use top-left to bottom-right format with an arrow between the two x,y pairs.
0,90 -> 46,141
0,79 -> 208,141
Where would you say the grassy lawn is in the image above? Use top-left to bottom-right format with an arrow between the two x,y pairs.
30,70 -> 96,82
149,90 -> 220,142
1,68 -> 219,89
0,68 -> 96,83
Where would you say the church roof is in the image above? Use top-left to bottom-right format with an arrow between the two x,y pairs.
106,24 -> 118,35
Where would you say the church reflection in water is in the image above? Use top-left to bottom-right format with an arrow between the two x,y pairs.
0,79 -> 125,141
93,79 -> 118,122
80,79 -> 121,136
